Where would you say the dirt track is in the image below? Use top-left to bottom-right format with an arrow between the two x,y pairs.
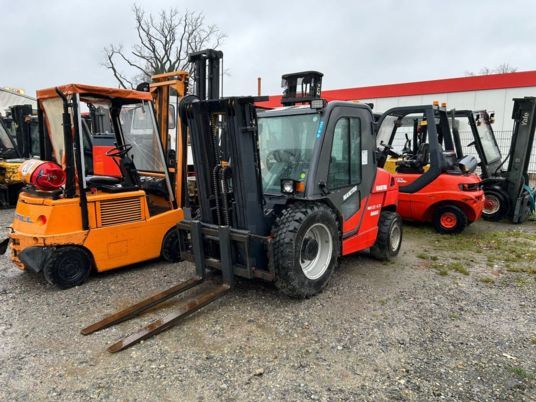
0,209 -> 535,401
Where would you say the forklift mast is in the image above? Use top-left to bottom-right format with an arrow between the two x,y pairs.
181,96 -> 268,235
507,97 -> 536,222
188,49 -> 223,100
8,104 -> 35,158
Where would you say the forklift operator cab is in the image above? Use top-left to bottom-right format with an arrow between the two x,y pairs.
5,84 -> 183,289
376,104 -> 484,233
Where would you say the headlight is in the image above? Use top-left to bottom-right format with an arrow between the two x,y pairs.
281,179 -> 295,194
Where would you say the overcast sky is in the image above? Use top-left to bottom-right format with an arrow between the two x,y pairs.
2,0 -> 536,98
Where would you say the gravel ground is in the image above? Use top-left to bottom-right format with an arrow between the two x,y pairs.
0,209 -> 535,401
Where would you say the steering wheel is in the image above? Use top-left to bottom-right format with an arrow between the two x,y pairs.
380,142 -> 401,158
105,143 -> 133,158
265,149 -> 296,171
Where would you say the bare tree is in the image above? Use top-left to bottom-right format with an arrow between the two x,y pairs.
465,64 -> 518,76
493,63 -> 518,74
104,5 -> 226,89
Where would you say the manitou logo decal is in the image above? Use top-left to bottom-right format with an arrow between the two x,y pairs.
396,177 -> 407,184
15,213 -> 32,223
343,185 -> 357,201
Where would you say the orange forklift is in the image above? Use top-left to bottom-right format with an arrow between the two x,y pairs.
0,51 -> 223,289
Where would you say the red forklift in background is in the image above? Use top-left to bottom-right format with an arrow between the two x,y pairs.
376,103 -> 485,233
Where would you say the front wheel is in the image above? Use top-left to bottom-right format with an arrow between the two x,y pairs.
272,203 -> 340,298
43,247 -> 92,289
482,189 -> 509,221
370,211 -> 403,260
433,205 -> 468,234
161,229 -> 181,262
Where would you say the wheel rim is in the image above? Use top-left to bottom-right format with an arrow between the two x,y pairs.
390,223 -> 401,251
483,194 -> 500,215
299,223 -> 333,280
57,255 -> 87,283
440,212 -> 458,229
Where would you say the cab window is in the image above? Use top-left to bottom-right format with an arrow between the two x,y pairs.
328,117 -> 361,189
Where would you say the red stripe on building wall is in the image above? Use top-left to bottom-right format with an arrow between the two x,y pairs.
257,70 -> 536,108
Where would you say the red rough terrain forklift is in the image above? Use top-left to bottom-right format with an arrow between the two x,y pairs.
82,70 -> 403,352
375,104 -> 485,234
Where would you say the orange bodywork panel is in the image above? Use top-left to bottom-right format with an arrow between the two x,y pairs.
10,190 -> 184,272
395,173 -> 484,222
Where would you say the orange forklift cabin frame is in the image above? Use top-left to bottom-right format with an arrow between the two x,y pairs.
149,70 -> 189,207
36,84 -> 176,224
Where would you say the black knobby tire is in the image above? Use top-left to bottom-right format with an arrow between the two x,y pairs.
42,247 -> 92,289
482,189 -> 509,221
370,211 -> 403,260
432,205 -> 468,234
161,229 -> 181,262
272,203 -> 340,298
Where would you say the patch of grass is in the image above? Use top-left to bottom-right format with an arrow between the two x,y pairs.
515,277 -> 528,287
480,276 -> 495,284
508,366 -> 534,380
430,255 -> 439,261
449,262 -> 470,275
448,312 -> 460,320
507,265 -> 536,274
531,337 -> 536,345
417,252 -> 428,260
425,229 -> 536,273
431,261 -> 469,276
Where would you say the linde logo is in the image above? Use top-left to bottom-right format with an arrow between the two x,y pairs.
521,112 -> 530,126
15,213 -> 32,223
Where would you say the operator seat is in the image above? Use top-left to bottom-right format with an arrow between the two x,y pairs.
395,143 -> 430,174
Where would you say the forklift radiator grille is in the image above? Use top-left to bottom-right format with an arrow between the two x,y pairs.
99,197 -> 143,227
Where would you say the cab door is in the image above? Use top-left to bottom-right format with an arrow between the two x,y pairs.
320,106 -> 376,241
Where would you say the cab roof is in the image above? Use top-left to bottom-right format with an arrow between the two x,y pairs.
36,83 -> 153,102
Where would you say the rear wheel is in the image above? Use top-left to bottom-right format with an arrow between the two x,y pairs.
482,189 -> 509,221
43,247 -> 92,289
272,203 -> 340,298
370,211 -> 403,260
433,205 -> 468,234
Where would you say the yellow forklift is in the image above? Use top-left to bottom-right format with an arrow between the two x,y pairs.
0,105 -> 38,207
